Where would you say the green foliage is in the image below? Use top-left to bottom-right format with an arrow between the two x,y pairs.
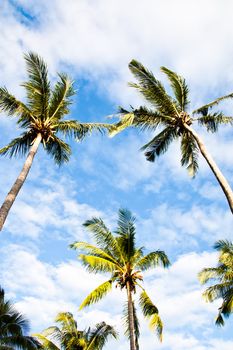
198,240 -> 233,326
71,208 -> 169,345
0,52 -> 110,165
0,286 -> 40,350
139,291 -> 163,341
110,59 -> 233,177
35,312 -> 116,350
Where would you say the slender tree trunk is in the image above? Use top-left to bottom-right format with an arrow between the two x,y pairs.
126,281 -> 136,350
184,124 -> 233,214
0,133 -> 42,230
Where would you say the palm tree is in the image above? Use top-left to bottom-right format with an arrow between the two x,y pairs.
34,311 -> 117,350
198,240 -> 233,326
70,208 -> 170,350
109,60 -> 233,213
0,52 -> 110,230
0,286 -> 40,350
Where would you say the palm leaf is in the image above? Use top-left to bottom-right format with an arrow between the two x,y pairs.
136,251 -> 170,271
139,290 -> 163,341
140,126 -> 178,162
180,131 -> 199,177
116,209 -> 136,261
109,113 -> 134,137
193,92 -> 233,114
79,280 -> 113,309
160,66 -> 189,111
33,334 -> 59,350
0,87 -> 32,121
22,52 -> 50,119
129,59 -> 179,116
197,112 -> 233,132
0,132 -> 36,158
44,135 -> 71,165
70,242 -> 122,270
57,121 -> 111,141
86,322 -> 117,350
83,218 -> 124,264
49,73 -> 75,120
79,254 -> 119,273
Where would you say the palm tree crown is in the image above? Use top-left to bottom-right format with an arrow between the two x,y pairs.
34,311 -> 117,350
71,209 -> 170,350
0,286 -> 40,350
198,240 -> 233,326
110,60 -> 233,213
0,52 -> 110,230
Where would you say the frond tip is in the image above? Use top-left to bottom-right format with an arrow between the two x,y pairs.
139,291 -> 163,341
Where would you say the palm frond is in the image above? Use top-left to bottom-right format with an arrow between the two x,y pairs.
79,254 -> 119,273
56,121 -> 111,141
70,242 -> 122,269
79,280 -> 113,309
109,113 -> 135,137
160,66 -> 189,111
0,87 -> 32,121
139,290 -> 163,341
33,334 -> 59,350
193,92 -> 233,114
129,60 -> 179,116
44,135 -> 71,165
197,112 -> 233,133
0,132 -> 36,158
22,52 -> 50,119
86,322 -> 117,350
180,131 -> 199,177
49,73 -> 75,120
83,218 -> 123,263
1,336 -> 40,350
214,240 -> 233,253
116,209 -> 136,261
140,126 -> 178,162
136,251 -> 170,271
198,267 -> 227,284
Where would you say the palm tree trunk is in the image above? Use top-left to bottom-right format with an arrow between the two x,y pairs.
184,124 -> 233,214
0,133 -> 42,230
126,281 -> 136,350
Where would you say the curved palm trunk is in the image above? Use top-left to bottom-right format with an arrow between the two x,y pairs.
126,281 -> 136,350
184,124 -> 233,214
0,133 -> 42,230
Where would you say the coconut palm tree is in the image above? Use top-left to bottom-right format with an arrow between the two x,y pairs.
0,286 -> 40,350
70,208 -> 170,350
198,240 -> 233,326
110,60 -> 233,213
0,52 -> 110,230
34,311 -> 117,350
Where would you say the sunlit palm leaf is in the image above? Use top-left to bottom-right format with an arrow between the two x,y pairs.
136,251 -> 170,270
86,322 -> 117,350
79,280 -> 113,309
0,87 -> 32,120
180,132 -> 199,177
79,254 -> 118,273
129,60 -> 179,116
49,73 -> 75,120
22,52 -> 50,119
160,66 -> 189,111
139,291 -> 163,341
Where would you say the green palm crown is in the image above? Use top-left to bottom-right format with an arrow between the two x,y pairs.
198,240 -> 233,326
0,52 -> 109,165
71,208 -> 170,346
110,60 -> 233,177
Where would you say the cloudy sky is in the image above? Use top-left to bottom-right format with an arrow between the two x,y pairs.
0,0 -> 233,349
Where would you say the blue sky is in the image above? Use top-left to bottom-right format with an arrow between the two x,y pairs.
0,0 -> 233,349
